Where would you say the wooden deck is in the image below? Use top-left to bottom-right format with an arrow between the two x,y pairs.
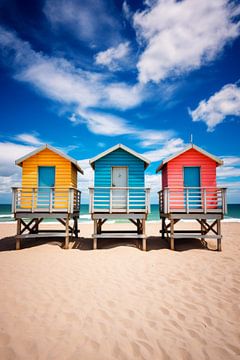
158,187 -> 227,251
12,187 -> 81,249
89,187 -> 150,250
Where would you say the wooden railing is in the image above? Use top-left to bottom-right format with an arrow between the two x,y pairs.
89,187 -> 151,214
12,187 -> 81,214
159,187 -> 227,214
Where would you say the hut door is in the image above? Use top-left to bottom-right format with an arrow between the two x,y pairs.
38,166 -> 55,208
184,167 -> 201,209
112,167 -> 128,209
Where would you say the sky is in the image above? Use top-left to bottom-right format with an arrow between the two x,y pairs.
0,0 -> 240,204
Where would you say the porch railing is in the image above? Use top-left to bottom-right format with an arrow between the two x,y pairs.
89,187 -> 151,214
158,187 -> 227,214
12,187 -> 81,214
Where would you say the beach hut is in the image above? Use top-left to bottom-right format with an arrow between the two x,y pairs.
156,143 -> 227,251
89,144 -> 151,250
12,144 -> 83,249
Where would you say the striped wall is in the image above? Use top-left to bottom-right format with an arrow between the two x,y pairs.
20,148 -> 78,209
94,148 -> 145,210
162,148 -> 217,189
21,148 -> 78,188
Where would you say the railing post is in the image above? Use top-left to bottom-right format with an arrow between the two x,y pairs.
203,188 -> 207,214
32,188 -> 35,212
127,188 -> 129,213
69,188 -> 74,214
186,188 -> 189,213
89,188 -> 93,213
12,188 -> 17,213
110,188 -> 112,213
167,188 -> 170,213
49,188 -> 53,213
222,188 -> 227,214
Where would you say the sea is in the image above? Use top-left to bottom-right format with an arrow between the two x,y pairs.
0,204 -> 240,223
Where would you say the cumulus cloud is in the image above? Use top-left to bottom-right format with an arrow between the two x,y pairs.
133,0 -> 240,83
95,42 -> 130,70
189,83 -> 240,131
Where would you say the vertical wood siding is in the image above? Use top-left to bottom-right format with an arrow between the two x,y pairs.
94,148 -> 145,209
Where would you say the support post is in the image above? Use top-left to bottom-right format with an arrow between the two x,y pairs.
142,219 -> 146,251
74,217 -> 78,238
16,218 -> 21,250
170,219 -> 174,250
162,218 -> 165,240
217,219 -> 222,251
93,219 -> 97,250
64,216 -> 70,249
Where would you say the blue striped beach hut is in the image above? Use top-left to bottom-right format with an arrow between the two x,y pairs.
89,144 -> 150,250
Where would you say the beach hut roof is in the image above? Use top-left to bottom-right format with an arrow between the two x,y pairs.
89,144 -> 150,169
15,144 -> 84,174
156,143 -> 223,173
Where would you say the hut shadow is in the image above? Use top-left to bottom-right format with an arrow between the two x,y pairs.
171,237 -> 218,251
0,236 -> 65,251
72,236 -> 169,251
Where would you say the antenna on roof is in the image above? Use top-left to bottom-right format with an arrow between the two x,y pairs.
190,134 -> 193,144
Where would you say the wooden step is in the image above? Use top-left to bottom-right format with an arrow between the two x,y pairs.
93,233 -> 145,239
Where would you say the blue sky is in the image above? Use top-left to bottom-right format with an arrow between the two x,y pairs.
0,0 -> 240,203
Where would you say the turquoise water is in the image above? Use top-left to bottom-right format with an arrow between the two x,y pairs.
0,204 -> 240,222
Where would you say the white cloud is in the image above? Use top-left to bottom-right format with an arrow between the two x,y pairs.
137,129 -> 174,147
0,142 -> 36,177
44,0 -> 120,46
14,133 -> 43,146
143,137 -> 185,162
95,42 -> 130,70
221,156 -> 240,166
217,166 -> 240,178
133,0 -> 240,83
189,83 -> 240,131
0,26 -> 143,112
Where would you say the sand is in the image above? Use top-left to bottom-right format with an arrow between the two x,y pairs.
0,221 -> 239,360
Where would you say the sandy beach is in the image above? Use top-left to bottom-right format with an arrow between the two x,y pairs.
0,221 -> 239,360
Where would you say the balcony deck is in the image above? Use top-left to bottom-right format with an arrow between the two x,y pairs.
159,187 -> 227,216
158,187 -> 227,251
12,187 -> 81,217
89,187 -> 150,215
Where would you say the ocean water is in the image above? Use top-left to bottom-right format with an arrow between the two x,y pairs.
0,204 -> 240,223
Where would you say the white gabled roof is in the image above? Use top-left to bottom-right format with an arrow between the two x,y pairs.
156,143 -> 223,173
89,144 -> 150,169
15,144 -> 84,174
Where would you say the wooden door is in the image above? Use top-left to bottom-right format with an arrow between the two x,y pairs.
112,167 -> 128,209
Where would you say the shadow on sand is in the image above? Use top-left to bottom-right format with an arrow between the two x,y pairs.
0,235 -> 216,252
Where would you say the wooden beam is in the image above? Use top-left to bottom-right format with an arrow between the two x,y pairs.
217,219 -> 222,251
93,219 -> 97,250
170,219 -> 174,250
16,218 -> 21,250
64,216 -> 70,249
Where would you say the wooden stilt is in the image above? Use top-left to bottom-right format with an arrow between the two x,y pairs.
93,219 -> 97,250
16,218 -> 21,250
64,216 -> 70,249
162,218 -> 165,239
217,219 -> 221,251
170,219 -> 174,250
142,219 -> 146,251
74,217 -> 78,238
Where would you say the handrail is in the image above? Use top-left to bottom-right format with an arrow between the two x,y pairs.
12,187 -> 81,214
159,187 -> 227,214
89,187 -> 150,214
